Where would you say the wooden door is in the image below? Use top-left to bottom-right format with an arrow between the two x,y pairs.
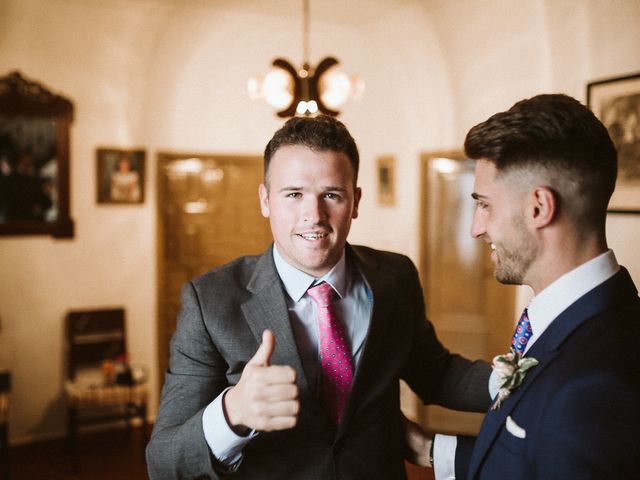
156,153 -> 272,385
417,152 -> 516,435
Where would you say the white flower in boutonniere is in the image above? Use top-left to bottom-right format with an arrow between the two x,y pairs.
490,349 -> 539,411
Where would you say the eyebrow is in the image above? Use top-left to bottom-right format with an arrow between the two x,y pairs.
471,192 -> 488,200
278,186 -> 348,193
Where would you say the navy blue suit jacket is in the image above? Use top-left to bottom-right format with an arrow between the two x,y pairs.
456,267 -> 640,479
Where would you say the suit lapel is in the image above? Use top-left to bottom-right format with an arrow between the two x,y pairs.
338,245 -> 396,434
242,248 -> 299,363
466,347 -> 559,477
468,268 -> 638,479
241,246 -> 332,433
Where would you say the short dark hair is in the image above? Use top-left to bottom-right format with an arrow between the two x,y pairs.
464,94 -> 617,230
263,115 -> 360,188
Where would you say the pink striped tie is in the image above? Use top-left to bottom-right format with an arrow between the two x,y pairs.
307,282 -> 353,424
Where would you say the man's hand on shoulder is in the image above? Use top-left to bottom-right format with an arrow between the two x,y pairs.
404,414 -> 433,468
224,330 -> 300,435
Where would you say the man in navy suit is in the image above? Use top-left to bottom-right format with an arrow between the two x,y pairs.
408,94 -> 640,479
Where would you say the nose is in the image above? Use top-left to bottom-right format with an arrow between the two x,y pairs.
303,196 -> 327,224
470,209 -> 486,239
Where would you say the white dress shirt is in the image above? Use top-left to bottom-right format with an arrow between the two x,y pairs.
433,250 -> 620,479
523,249 -> 619,354
202,245 -> 372,466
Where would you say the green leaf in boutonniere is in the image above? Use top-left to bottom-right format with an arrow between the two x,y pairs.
490,348 -> 538,411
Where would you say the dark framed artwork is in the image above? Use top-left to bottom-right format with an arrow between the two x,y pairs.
96,148 -> 145,204
376,155 -> 396,206
587,72 -> 640,213
0,71 -> 74,237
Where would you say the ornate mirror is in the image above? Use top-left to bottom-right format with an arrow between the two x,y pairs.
0,71 -> 74,237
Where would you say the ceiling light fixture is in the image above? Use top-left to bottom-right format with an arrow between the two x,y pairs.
247,0 -> 364,117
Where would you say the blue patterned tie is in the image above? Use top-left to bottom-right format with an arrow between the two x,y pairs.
511,308 -> 533,354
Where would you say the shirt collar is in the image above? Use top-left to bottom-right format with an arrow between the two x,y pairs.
525,249 -> 619,351
272,244 -> 348,302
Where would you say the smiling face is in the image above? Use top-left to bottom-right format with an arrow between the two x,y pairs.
470,159 -> 539,286
259,145 -> 361,277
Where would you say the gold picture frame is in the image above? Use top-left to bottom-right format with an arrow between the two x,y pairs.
587,72 -> 640,213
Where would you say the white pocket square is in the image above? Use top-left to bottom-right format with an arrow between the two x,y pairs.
505,415 -> 526,439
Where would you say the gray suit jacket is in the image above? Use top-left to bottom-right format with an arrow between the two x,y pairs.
147,244 -> 491,479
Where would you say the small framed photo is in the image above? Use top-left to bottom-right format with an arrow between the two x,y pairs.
377,155 -> 396,206
96,148 -> 145,204
587,72 -> 640,213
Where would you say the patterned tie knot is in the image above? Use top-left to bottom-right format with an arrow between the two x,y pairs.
307,282 -> 336,308
511,308 -> 533,354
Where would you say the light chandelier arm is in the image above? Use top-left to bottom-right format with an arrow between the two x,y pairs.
311,57 -> 340,116
272,58 -> 301,118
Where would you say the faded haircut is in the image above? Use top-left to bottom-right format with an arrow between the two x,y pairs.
464,94 -> 617,231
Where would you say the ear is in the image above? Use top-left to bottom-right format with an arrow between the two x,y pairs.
258,184 -> 270,218
530,186 -> 556,228
352,187 -> 362,219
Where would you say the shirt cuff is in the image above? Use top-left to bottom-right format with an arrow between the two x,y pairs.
489,368 -> 501,399
202,387 -> 257,466
433,434 -> 457,480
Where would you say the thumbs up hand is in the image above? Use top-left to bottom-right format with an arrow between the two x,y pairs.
224,330 -> 299,434
248,329 -> 276,367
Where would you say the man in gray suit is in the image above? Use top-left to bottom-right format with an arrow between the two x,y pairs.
146,115 -> 491,479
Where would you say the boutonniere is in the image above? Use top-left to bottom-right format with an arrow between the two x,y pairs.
491,348 -> 538,411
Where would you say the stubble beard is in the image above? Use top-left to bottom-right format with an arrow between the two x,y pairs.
494,217 -> 538,286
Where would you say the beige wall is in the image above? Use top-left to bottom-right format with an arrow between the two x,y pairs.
0,0 -> 638,443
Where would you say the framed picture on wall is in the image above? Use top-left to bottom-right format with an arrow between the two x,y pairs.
587,72 -> 640,213
96,148 -> 145,204
376,155 -> 396,206
0,71 -> 75,237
